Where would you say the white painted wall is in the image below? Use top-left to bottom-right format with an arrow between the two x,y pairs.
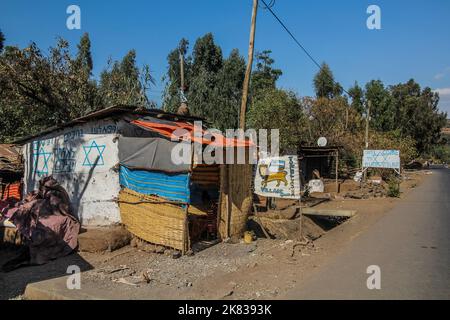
22,119 -> 123,226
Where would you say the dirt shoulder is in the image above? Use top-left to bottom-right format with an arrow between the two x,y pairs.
0,170 -> 428,300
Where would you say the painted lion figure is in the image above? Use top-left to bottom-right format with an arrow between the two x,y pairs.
258,164 -> 288,187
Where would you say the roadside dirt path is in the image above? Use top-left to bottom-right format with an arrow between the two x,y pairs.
0,171 -> 428,300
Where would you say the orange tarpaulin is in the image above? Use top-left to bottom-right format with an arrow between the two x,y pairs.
131,120 -> 254,147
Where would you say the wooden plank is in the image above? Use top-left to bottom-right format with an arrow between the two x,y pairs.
301,208 -> 356,217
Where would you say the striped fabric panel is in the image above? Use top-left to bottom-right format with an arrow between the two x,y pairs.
1,182 -> 21,201
119,166 -> 190,203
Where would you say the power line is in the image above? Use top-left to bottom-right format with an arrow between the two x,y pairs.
260,0 -> 353,98
260,0 -> 275,9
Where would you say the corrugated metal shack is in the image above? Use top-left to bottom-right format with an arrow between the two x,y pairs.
15,106 -> 253,253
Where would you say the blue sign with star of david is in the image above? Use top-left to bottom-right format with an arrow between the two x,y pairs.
82,140 -> 106,167
363,150 -> 400,169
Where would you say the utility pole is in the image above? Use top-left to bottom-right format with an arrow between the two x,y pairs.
239,0 -> 259,130
365,100 -> 371,149
179,48 -> 185,96
177,40 -> 189,115
363,100 -> 371,182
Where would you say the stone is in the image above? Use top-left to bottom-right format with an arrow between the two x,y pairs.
78,226 -> 132,253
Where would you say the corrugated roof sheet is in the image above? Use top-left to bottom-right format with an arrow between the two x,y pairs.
13,105 -> 205,144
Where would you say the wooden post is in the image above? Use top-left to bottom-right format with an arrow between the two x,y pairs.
363,100 -> 371,182
239,0 -> 259,130
182,141 -> 196,254
182,205 -> 189,255
365,100 -> 371,149
335,150 -> 339,193
226,165 -> 232,238
298,199 -> 303,239
179,49 -> 185,94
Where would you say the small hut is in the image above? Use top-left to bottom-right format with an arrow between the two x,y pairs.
298,145 -> 341,192
15,106 -> 253,253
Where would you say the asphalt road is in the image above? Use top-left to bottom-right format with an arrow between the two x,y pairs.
285,167 -> 450,299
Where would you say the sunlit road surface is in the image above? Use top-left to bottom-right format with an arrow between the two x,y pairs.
284,166 -> 450,299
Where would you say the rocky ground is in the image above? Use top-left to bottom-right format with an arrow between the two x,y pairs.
0,170 -> 427,300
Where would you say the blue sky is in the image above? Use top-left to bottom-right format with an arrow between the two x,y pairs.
2,0 -> 450,114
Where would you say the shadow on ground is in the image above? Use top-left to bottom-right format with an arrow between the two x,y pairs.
0,246 -> 92,300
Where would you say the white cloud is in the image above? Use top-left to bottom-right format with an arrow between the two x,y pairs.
435,89 -> 450,114
433,87 -> 450,96
433,67 -> 450,81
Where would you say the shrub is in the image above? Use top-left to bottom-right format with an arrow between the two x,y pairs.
387,178 -> 400,197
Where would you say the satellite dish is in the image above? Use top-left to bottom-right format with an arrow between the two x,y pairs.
317,137 -> 327,147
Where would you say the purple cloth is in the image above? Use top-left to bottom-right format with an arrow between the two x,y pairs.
6,176 -> 80,265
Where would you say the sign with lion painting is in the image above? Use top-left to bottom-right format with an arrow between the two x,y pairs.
254,155 -> 301,200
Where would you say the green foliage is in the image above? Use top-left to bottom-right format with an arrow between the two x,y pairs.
345,78 -> 447,156
365,80 -> 394,132
0,29 -> 4,53
250,50 -> 282,96
313,63 -> 342,99
370,130 -> 418,165
303,96 -> 363,144
426,144 -> 450,163
214,49 -> 246,129
191,33 -> 223,76
387,178 -> 401,198
187,34 -> 224,125
0,33 -> 154,142
389,80 -> 446,153
247,88 -> 306,153
162,33 -> 246,130
73,33 -> 93,75
0,28 -> 446,167
162,38 -> 192,113
348,82 -> 365,115
99,50 -> 154,108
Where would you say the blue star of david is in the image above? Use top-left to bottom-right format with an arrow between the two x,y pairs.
33,147 -> 52,176
82,140 -> 106,167
372,151 -> 390,167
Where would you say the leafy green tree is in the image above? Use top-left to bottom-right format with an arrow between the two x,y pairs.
162,33 -> 246,129
363,78 -> 447,154
304,96 -> 362,144
162,39 -> 192,113
348,82 -> 365,115
99,49 -> 154,108
0,39 -> 84,127
73,32 -> 93,75
250,50 -> 282,96
365,80 -> 393,132
214,49 -> 246,129
0,30 -> 5,53
248,88 -> 306,153
70,33 -> 99,117
0,34 -> 155,142
163,34 -> 224,119
389,79 -> 446,153
191,33 -> 223,76
313,63 -> 343,99
187,33 -> 224,122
